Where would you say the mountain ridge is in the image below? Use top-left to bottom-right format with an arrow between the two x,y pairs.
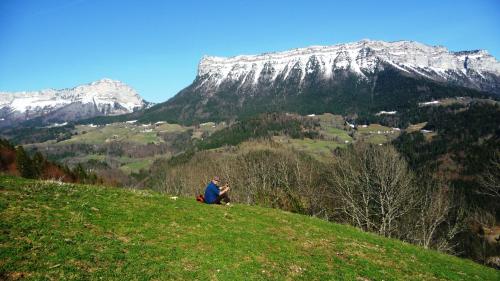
197,39 -> 500,92
133,39 -> 499,125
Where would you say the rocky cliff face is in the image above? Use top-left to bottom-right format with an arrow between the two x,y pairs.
0,78 -> 147,126
197,40 -> 500,95
140,40 -> 499,125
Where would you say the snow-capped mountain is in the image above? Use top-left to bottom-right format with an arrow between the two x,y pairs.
142,40 -> 499,124
198,40 -> 500,94
0,78 -> 147,126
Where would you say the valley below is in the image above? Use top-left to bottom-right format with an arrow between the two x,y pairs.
22,112 -> 401,185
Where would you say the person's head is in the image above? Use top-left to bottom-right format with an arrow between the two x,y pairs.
212,176 -> 220,185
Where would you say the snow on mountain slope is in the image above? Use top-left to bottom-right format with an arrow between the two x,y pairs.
197,40 -> 500,94
0,79 -> 146,125
0,78 -> 144,114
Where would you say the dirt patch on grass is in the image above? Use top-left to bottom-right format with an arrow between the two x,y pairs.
71,259 -> 97,273
345,241 -> 384,252
117,236 -> 131,243
181,258 -> 199,272
287,264 -> 306,278
301,238 -> 333,251
3,271 -> 32,281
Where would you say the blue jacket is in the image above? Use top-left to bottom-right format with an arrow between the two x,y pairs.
204,182 -> 220,204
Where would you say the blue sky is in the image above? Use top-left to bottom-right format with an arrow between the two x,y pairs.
1,0 -> 499,103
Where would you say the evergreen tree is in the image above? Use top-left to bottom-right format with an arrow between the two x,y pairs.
73,164 -> 88,183
32,151 -> 46,178
15,146 -> 35,178
0,138 -> 14,150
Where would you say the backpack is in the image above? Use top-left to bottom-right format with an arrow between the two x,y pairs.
196,194 -> 205,203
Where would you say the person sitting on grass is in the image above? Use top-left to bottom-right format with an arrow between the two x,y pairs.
204,176 -> 230,205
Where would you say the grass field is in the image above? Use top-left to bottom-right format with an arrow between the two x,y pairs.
119,156 -> 164,174
1,176 -> 497,280
272,136 -> 344,160
313,113 -> 352,143
155,123 -> 188,133
322,127 -> 352,142
288,138 -> 344,154
59,124 -> 164,145
356,124 -> 400,145
406,122 -> 427,133
315,113 -> 344,126
356,124 -> 393,134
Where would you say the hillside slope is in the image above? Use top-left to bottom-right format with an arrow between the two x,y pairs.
0,176 -> 498,280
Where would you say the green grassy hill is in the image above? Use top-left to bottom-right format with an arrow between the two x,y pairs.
0,176 -> 498,280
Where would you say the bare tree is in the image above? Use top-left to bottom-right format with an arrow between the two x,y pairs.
477,151 -> 500,199
370,145 -> 417,237
410,178 -> 460,252
329,143 -> 418,238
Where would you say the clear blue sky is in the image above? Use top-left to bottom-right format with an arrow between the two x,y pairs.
1,0 -> 499,103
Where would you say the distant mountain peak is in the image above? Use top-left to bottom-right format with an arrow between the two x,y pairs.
0,79 -> 147,126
